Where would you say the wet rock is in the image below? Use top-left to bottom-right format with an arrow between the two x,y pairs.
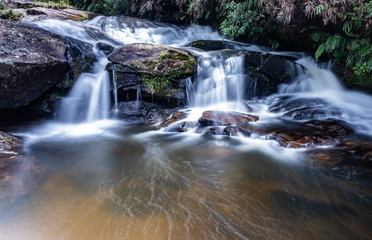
269,96 -> 326,112
96,42 -> 115,55
107,43 -> 197,107
237,119 -> 353,148
242,51 -> 298,97
198,111 -> 259,126
185,40 -> 247,51
340,140 -> 372,163
0,131 -> 23,189
223,126 -> 239,136
204,127 -> 225,136
57,36 -> 97,88
0,20 -> 69,110
283,107 -> 342,120
157,111 -> 188,129
108,43 -> 197,79
116,101 -> 162,123
0,131 -> 22,153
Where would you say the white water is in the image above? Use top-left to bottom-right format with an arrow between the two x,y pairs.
60,57 -> 110,122
192,53 -> 246,107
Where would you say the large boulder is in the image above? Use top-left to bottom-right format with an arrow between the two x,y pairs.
0,20 -> 69,109
107,43 -> 197,107
108,43 -> 197,79
242,51 -> 298,97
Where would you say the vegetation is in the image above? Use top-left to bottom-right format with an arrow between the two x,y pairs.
0,7 -> 23,21
143,74 -> 171,96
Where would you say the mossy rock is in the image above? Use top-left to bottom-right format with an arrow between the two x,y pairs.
108,43 -> 197,80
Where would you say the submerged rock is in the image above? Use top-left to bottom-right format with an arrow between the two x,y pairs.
0,131 -> 23,187
199,111 -> 259,126
0,20 -> 69,110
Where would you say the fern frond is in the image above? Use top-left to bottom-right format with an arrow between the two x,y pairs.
315,43 -> 327,59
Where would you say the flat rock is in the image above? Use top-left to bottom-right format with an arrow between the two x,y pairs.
108,43 -> 197,79
199,111 -> 259,126
237,119 -> 353,148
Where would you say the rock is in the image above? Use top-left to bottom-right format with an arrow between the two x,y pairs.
242,51 -> 298,97
0,20 -> 69,109
107,43 -> 197,107
0,131 -> 22,153
116,101 -> 161,123
199,111 -> 259,126
185,40 -> 248,51
237,119 -> 353,148
97,42 -> 115,55
204,126 -> 239,137
157,111 -> 188,129
0,131 -> 23,187
108,43 -> 197,79
57,36 -> 97,88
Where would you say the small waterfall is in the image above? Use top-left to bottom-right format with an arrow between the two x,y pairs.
192,53 -> 245,107
59,58 -> 110,123
185,77 -> 196,106
112,70 -> 118,112
279,57 -> 343,94
95,16 -> 222,46
135,85 -> 142,109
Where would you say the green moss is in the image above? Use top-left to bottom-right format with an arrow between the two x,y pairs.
0,9 -> 23,21
190,40 -> 205,48
143,74 -> 172,95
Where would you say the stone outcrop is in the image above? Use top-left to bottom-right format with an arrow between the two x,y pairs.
107,43 -> 197,107
0,20 -> 69,109
108,43 -> 197,79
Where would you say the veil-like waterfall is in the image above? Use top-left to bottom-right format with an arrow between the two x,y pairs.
192,54 -> 246,107
59,57 -> 110,122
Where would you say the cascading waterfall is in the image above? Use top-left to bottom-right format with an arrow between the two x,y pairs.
59,57 -> 110,122
191,53 -> 246,108
112,70 -> 118,112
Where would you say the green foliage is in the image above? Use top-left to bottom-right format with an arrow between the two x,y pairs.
310,0 -> 372,76
0,8 -> 23,21
0,2 -> 6,10
219,0 -> 266,42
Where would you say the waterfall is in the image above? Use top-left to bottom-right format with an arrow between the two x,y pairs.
279,57 -> 343,94
59,58 -> 110,123
191,53 -> 246,108
112,70 -> 118,112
